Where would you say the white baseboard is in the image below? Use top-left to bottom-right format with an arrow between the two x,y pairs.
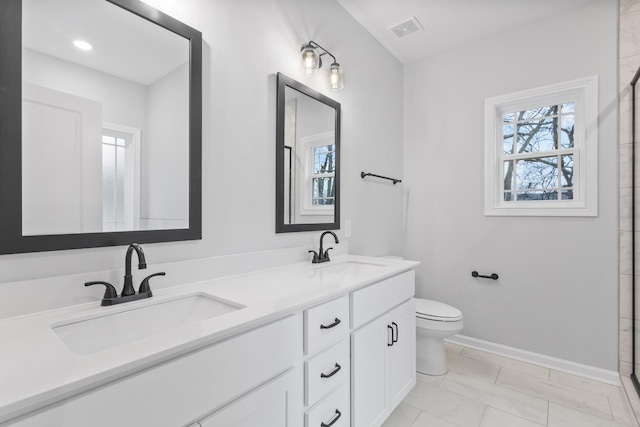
446,334 -> 620,386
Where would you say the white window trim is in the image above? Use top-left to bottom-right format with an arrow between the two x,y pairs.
484,76 -> 598,217
300,131 -> 335,216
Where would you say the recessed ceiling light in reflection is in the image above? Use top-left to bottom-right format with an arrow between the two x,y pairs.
73,40 -> 93,51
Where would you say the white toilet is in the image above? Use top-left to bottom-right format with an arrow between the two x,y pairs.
415,298 -> 463,376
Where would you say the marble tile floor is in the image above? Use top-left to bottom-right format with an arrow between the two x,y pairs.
383,342 -> 638,427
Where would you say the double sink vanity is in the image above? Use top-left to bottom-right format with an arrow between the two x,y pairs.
0,255 -> 419,426
0,0 -> 417,424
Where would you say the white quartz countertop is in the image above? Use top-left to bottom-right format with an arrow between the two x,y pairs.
0,254 -> 419,424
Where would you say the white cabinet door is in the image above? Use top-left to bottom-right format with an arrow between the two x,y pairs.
388,299 -> 416,409
199,368 -> 302,427
351,315 -> 390,427
351,298 -> 416,427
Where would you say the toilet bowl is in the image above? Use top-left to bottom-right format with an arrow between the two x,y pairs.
415,298 -> 463,376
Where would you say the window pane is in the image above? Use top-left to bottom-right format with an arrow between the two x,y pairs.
561,190 -> 574,200
115,146 -> 125,223
503,192 -> 514,201
312,177 -> 335,204
314,145 -> 335,174
503,160 -> 514,191
516,156 -> 557,190
516,190 -> 559,201
561,102 -> 574,113
102,144 -> 115,222
102,135 -> 115,145
517,119 -> 558,153
503,124 -> 515,154
503,113 -> 514,123
116,137 -> 126,147
518,107 -> 549,120
560,115 -> 574,148
313,198 -> 334,205
560,154 -> 573,188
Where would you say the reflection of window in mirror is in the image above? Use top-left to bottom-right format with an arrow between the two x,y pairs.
101,123 -> 141,232
301,132 -> 335,216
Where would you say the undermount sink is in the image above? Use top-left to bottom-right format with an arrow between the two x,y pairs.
52,293 -> 245,355
315,260 -> 385,275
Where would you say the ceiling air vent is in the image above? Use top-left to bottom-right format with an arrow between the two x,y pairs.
388,16 -> 424,40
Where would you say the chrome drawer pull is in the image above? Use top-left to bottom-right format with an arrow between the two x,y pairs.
321,409 -> 342,427
320,318 -> 341,330
320,363 -> 342,379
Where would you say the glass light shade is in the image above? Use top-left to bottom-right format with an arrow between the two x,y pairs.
327,62 -> 344,91
300,45 -> 320,76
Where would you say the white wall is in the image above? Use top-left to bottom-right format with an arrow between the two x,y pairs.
22,49 -> 147,129
144,62 -> 190,224
0,0 -> 403,314
404,1 -> 619,370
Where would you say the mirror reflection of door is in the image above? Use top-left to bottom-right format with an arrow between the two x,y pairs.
22,83 -> 102,235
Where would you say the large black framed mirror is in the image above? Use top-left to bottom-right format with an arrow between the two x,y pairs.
275,73 -> 340,233
0,0 -> 202,254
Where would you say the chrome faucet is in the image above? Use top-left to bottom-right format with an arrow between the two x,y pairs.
309,231 -> 339,263
85,243 -> 165,306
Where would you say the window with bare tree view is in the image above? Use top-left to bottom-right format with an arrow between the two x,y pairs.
502,103 -> 575,202
484,77 -> 597,216
312,144 -> 335,206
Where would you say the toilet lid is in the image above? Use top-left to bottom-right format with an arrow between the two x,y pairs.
415,298 -> 463,321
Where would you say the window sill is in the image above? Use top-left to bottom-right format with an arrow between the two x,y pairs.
484,202 -> 597,217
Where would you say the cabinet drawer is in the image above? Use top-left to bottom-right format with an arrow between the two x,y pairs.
305,295 -> 349,355
305,383 -> 350,427
351,271 -> 415,329
305,338 -> 349,407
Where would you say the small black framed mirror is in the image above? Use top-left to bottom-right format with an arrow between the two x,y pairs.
275,73 -> 340,233
0,0 -> 202,254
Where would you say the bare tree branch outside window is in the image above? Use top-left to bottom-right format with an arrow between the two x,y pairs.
502,103 -> 574,202
312,144 -> 336,205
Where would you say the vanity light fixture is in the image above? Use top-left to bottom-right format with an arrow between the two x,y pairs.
300,40 -> 344,91
73,40 -> 93,51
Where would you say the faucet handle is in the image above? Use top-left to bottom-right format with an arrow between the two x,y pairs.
308,250 -> 320,263
85,281 -> 118,299
323,247 -> 334,260
139,272 -> 166,295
